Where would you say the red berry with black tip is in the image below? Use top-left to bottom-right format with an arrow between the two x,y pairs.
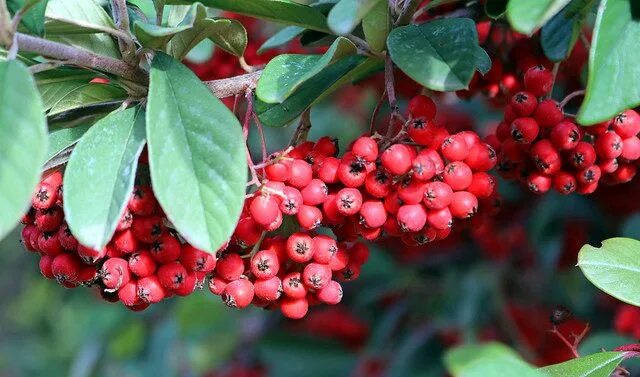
180,245 -> 216,272
510,92 -> 537,117
128,186 -> 157,216
216,252 -> 245,281
137,275 -> 166,303
223,278 -> 254,308
524,65 -> 553,97
129,251 -> 157,277
150,233 -> 181,264
157,262 -> 188,290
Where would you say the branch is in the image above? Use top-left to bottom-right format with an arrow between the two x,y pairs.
204,70 -> 262,98
111,0 -> 136,65
0,0 -> 11,46
15,33 -> 146,82
395,0 -> 421,26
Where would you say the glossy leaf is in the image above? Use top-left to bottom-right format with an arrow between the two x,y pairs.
165,0 -> 329,32
578,237 -> 640,306
327,0 -> 383,35
47,83 -> 127,116
257,26 -> 304,54
577,0 -> 640,125
147,53 -> 246,253
541,0 -> 594,62
387,18 -> 489,91
45,123 -> 91,163
256,37 -> 356,104
134,3 -> 200,49
35,68 -> 96,111
539,352 -> 625,377
507,0 -> 571,34
445,343 -> 543,377
64,107 -> 146,250
362,0 -> 389,52
474,48 -> 492,75
0,60 -> 48,240
169,17 -> 247,59
256,55 -> 382,127
7,0 -> 49,36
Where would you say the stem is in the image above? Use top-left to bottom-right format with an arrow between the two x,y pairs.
204,70 -> 262,99
252,111 -> 267,163
155,0 -> 165,25
395,0 -> 420,25
14,33 -> 146,82
548,62 -> 560,99
550,323 -> 590,359
369,87 -> 387,135
243,91 -> 260,187
290,109 -> 312,146
559,89 -> 586,109
0,0 -> 11,46
111,0 -> 137,65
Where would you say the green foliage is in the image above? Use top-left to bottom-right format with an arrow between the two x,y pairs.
327,0 -> 383,35
541,0 -> 594,62
577,0 -> 640,124
46,83 -> 127,117
45,123 -> 91,162
444,342 -> 542,377
134,3 -> 202,49
146,53 -> 247,253
362,0 -> 389,52
540,352 -> 625,377
578,237 -> 640,306
257,26 -> 305,54
387,18 -> 490,91
35,68 -> 96,112
7,0 -> 49,36
0,60 -> 48,241
507,0 -> 571,34
256,37 -> 357,104
169,17 -> 247,59
63,107 -> 145,250
165,0 -> 330,32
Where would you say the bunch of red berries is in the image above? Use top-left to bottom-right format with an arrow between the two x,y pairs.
21,171 -> 213,311
490,66 -> 640,195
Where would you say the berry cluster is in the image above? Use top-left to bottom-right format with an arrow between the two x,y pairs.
21,172 -> 213,311
490,66 -> 640,195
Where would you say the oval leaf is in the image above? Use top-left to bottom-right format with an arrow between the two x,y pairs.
64,107 -> 145,250
539,352 -> 625,377
47,83 -> 127,116
169,17 -> 248,60
8,0 -> 49,36
506,0 -> 571,34
165,0 -> 329,32
45,123 -> 91,163
578,237 -> 640,305
577,0 -> 640,125
444,342 -> 543,377
387,18 -> 488,91
0,60 -> 48,240
256,37 -> 357,104
327,0 -> 383,35
258,26 -> 305,55
147,53 -> 247,253
541,0 -> 594,62
363,0 -> 390,52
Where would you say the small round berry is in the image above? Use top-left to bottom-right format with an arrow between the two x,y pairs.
337,154 -> 368,187
286,232 -> 315,263
297,205 -> 323,230
280,297 -> 309,319
101,257 -> 130,290
150,233 -> 181,264
381,144 -> 414,176
254,276 -> 282,301
467,172 -> 496,199
408,95 -> 437,120
423,181 -> 454,209
316,280 -> 343,305
397,204 -> 427,232
595,132 -> 623,159
173,273 -> 197,296
407,118 -> 434,145
351,136 -> 379,162
118,280 -> 140,306
282,272 -> 307,299
113,229 -> 139,254
534,99 -> 563,128
287,160 -> 313,188
137,275 -> 166,303
524,65 -> 553,97
365,169 -> 392,198
302,263 -> 332,290
550,121 -> 581,150
621,136 -> 640,161
577,165 -> 602,185
77,244 -> 106,264
34,207 -> 63,232
215,253 -> 245,281
511,118 -> 539,144
180,245 -> 216,272
250,249 -> 280,280
157,262 -> 188,290
553,171 -> 577,195
131,215 -> 165,243
233,217 -> 262,247
129,251 -> 157,277
249,195 -> 280,226
411,155 -> 436,181
51,253 -> 81,283
208,276 -> 227,295
510,92 -> 537,117
443,162 -> 473,190
312,235 -> 338,264
128,186 -> 157,216
359,200 -> 387,228
301,179 -> 328,206
465,143 -> 497,171
612,110 -> 640,138
570,142 -> 597,169
397,179 -> 427,204
335,188 -> 363,216
449,191 -> 478,219
527,172 -> 552,194
441,133 -> 470,161
222,279 -> 255,308
427,207 -> 453,230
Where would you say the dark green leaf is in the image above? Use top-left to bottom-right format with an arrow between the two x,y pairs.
445,342 -> 543,377
47,83 -> 127,116
485,0 -> 508,19
35,68 -> 96,111
256,37 -> 356,103
45,123 -> 91,162
541,0 -> 594,62
169,17 -> 248,59
507,0 -> 571,34
256,55 -> 382,127
577,0 -> 640,124
578,237 -> 640,306
257,26 -> 305,54
362,0 -> 389,52
0,60 -> 48,240
474,48 -> 492,75
165,0 -> 329,32
7,0 -> 49,36
327,0 -> 383,35
64,107 -> 145,250
134,3 -> 201,49
387,18 -> 488,91
147,53 -> 247,253
539,352 -> 625,377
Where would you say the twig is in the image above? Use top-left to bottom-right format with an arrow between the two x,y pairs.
550,323 -> 590,359
580,32 -> 591,50
243,91 -> 260,187
29,61 -> 65,73
559,90 -> 586,109
290,109 -> 312,146
111,0 -> 137,65
155,0 -> 165,26
14,33 -> 146,82
204,70 -> 262,98
0,0 -> 12,46
395,0 -> 421,25
548,62 -> 560,99
239,56 -> 258,73
252,111 -> 267,163
369,87 -> 387,135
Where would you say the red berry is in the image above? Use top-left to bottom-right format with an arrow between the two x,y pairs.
173,272 -> 197,296
286,232 -> 315,263
150,233 -> 181,263
612,110 -> 640,138
550,121 -> 581,150
280,297 -> 309,319
427,207 -> 453,230
577,165 -> 602,185
621,136 -> 640,161
351,136 -> 379,162
338,262 -> 361,281
397,204 -> 427,232
467,172 -> 496,199
233,217 -> 262,247
316,157 -> 340,184
407,118 -> 435,145
313,136 -> 339,156
250,249 -> 280,279
511,118 -> 539,144
595,132 -> 623,159
408,95 -> 437,120
524,65 -> 553,97
441,133 -> 470,161
137,275 -> 166,303
443,162 -> 473,190
131,215 -> 165,243
359,200 -> 387,228
287,160 -> 313,188
337,154 -> 368,187
297,205 -> 322,230
534,99 -> 563,128
282,272 -> 307,299
381,144 -> 414,176
77,244 -> 106,264
312,235 -> 338,264
128,186 -> 157,216
216,252 -> 245,281
335,188 -> 363,216
301,179 -> 328,206
411,155 -> 436,181
397,179 -> 427,204
527,172 -> 552,194
32,182 -> 58,210
118,280 -> 140,306
39,254 -> 54,278
157,262 -> 188,290
34,207 -> 63,232
129,251 -> 157,277
101,257 -> 130,290
465,143 -> 497,171
113,229 -> 139,254
449,191 -> 478,219
423,181 -> 453,209
365,170 -> 392,197
510,92 -> 537,117
570,142 -> 597,169
254,276 -> 282,301
208,276 -> 227,295
302,263 -> 332,290
180,245 -> 216,272
116,208 -> 133,231
21,225 -> 37,251
553,171 -> 577,195
530,139 -> 561,173
51,253 -> 81,284
316,280 -> 343,305
265,158 -> 290,182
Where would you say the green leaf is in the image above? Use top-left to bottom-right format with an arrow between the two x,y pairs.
35,68 -> 95,111
64,107 -> 145,250
539,352 -> 625,377
445,342 -> 543,377
47,83 -> 127,116
0,60 -> 48,241
256,55 -> 382,127
362,0 -> 389,52
485,0 -> 508,19
387,18 -> 489,91
147,53 -> 247,253
541,0 -> 594,62
577,0 -> 640,125
327,0 -> 383,35
165,0 -> 330,32
169,17 -> 248,60
474,48 -> 492,75
507,0 -> 571,34
578,237 -> 640,306
257,26 -> 305,55
7,0 -> 49,36
134,3 -> 201,49
45,123 -> 91,162
256,37 -> 356,103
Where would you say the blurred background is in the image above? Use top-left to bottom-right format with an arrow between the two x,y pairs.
3,1 -> 640,376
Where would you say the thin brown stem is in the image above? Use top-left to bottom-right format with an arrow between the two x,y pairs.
0,0 -> 12,46
559,89 -> 586,109
290,109 -> 312,146
204,70 -> 262,99
369,87 -> 387,135
111,0 -> 137,65
395,0 -> 420,25
548,62 -> 560,99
